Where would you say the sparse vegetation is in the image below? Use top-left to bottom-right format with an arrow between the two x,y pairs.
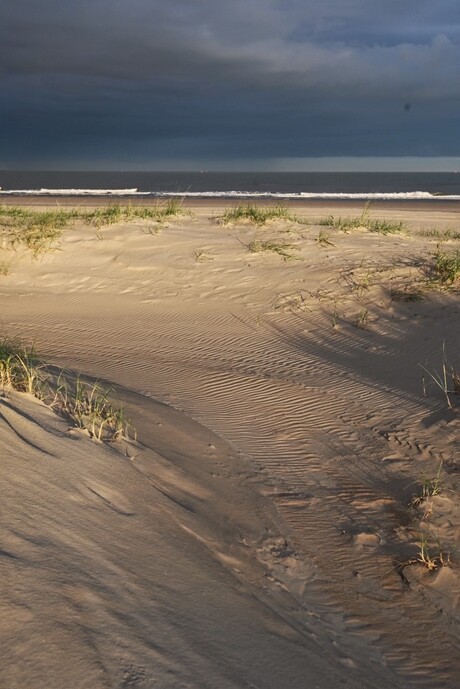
192,250 -> 213,262
316,230 -> 334,247
355,308 -> 369,328
273,290 -> 311,313
411,463 -> 443,507
331,302 -> 340,329
0,337 -> 133,442
247,238 -> 299,261
0,261 -> 11,276
415,534 -> 451,571
420,353 -> 459,409
388,286 -> 424,302
219,204 -> 298,226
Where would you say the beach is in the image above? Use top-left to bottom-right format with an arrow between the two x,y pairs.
0,200 -> 459,688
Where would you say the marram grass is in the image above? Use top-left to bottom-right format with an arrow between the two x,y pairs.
219,204 -> 299,226
319,204 -> 405,235
431,247 -> 460,286
0,201 -> 186,256
0,338 -> 134,443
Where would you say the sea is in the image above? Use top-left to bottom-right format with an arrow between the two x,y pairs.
1,171 -> 460,201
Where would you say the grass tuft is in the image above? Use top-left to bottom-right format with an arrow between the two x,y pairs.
85,199 -> 185,227
315,230 -> 334,247
411,463 -> 443,507
430,246 -> 460,286
219,204 -> 298,226
247,238 -> 299,261
418,228 -> 460,240
0,338 -> 45,396
319,204 -> 405,235
0,206 -> 77,256
50,375 -> 134,442
415,535 -> 451,571
0,201 -> 186,257
0,337 -> 134,442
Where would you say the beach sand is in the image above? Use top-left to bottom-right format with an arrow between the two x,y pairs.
0,201 -> 459,688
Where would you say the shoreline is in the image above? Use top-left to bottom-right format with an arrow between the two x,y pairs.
1,194 -> 460,212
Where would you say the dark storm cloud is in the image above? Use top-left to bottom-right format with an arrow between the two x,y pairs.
1,1 -> 460,166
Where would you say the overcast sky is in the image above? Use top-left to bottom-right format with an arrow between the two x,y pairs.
1,0 -> 460,170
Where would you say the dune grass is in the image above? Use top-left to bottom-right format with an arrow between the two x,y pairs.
84,198 -> 185,226
0,337 -> 133,442
0,206 -> 77,256
49,374 -> 134,442
430,246 -> 460,286
0,338 -> 44,396
0,200 -> 186,256
319,204 -> 405,235
219,204 -> 298,226
418,228 -> 460,240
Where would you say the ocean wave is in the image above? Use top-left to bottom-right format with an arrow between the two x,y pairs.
1,188 -> 460,200
0,188 -> 139,196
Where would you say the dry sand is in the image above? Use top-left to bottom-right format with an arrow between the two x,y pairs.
0,201 -> 459,688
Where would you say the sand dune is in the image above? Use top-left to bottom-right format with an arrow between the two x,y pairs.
1,202 -> 459,687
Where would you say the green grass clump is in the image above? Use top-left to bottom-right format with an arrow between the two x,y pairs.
220,204 -> 297,226
247,238 -> 299,261
431,247 -> 460,286
0,337 -> 133,443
